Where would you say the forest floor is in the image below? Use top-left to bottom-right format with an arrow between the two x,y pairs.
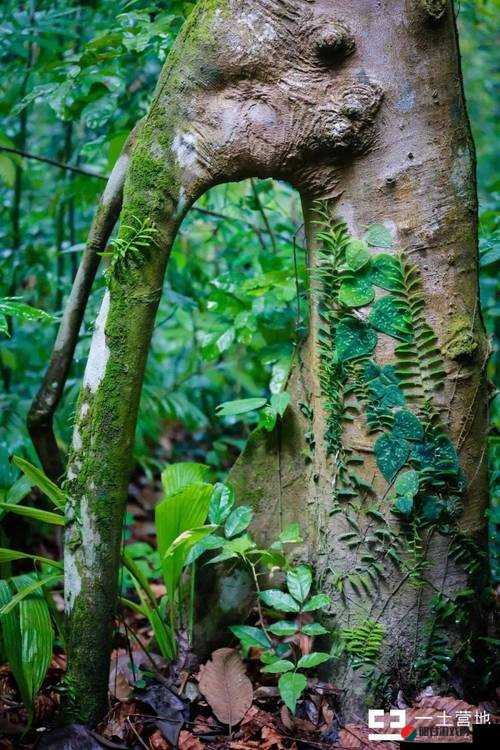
0,444 -> 497,749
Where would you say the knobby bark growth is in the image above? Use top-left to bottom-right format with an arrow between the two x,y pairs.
60,0 -> 489,724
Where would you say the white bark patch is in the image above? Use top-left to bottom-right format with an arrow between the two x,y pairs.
81,496 -> 101,562
82,290 -> 110,394
102,153 -> 129,206
171,130 -> 199,172
64,546 -> 81,613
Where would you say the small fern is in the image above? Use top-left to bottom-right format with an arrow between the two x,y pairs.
389,257 -> 446,407
102,215 -> 158,280
342,619 -> 384,668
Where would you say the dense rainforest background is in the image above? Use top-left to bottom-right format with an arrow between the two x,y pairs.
0,0 -> 498,747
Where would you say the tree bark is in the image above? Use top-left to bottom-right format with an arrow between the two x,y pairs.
64,0 -> 489,724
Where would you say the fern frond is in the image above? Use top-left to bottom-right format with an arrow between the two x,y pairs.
105,215 -> 158,280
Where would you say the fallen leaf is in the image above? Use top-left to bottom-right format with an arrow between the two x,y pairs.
178,730 -> 204,750
139,682 -> 189,747
198,648 -> 253,728
261,725 -> 285,749
339,724 -> 398,750
280,705 -> 294,731
149,729 -> 171,750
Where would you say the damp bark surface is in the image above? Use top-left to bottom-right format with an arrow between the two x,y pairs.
63,0 -> 488,724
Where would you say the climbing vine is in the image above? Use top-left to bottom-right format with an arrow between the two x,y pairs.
313,205 -> 490,693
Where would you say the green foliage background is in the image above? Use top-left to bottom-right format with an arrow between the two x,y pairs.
0,1 -> 497,570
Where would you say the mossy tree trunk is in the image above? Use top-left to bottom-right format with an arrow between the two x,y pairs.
64,0 -> 489,725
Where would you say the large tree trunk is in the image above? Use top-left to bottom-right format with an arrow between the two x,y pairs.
64,0 -> 488,724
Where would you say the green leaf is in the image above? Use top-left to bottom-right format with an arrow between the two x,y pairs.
335,317 -> 377,362
297,652 -> 331,669
0,154 -> 16,188
374,434 -> 410,482
0,573 -> 61,617
208,483 -> 235,524
369,296 -> 411,341
259,405 -> 277,432
0,549 -> 62,569
421,495 -> 444,522
364,223 -> 394,248
303,593 -> 331,612
161,462 -> 210,498
0,575 -> 53,716
278,672 -> 307,714
278,523 -> 303,544
0,503 -> 64,525
230,625 -> 271,649
259,590 -> 301,613
345,240 -> 371,271
208,533 -> 256,564
261,659 -> 295,674
270,392 -> 290,418
185,534 -> 223,565
163,525 -> 217,561
392,411 -> 424,441
216,398 -> 267,417
11,456 -> 65,510
393,495 -> 414,515
394,469 -> 420,497
370,254 -> 402,291
338,277 -> 374,308
155,482 -> 213,605
224,506 -> 253,538
0,298 -> 55,326
286,565 -> 312,603
301,623 -> 329,636
268,620 -> 298,636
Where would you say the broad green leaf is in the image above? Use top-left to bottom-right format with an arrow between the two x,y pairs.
0,477 -> 31,521
216,398 -> 267,417
0,503 -> 64,525
0,154 -> 16,188
0,299 -> 55,326
345,240 -> 371,271
259,405 -> 277,432
338,277 -> 374,308
370,254 -> 402,291
393,495 -> 414,515
335,317 -> 377,362
297,652 -> 331,669
369,296 -> 412,341
163,525 -> 216,561
161,462 -> 210,498
268,620 -> 298,636
261,659 -> 295,674
392,411 -> 424,441
278,523 -> 303,544
230,625 -> 271,649
11,456 -> 66,510
278,672 -> 307,714
0,573 -> 61,616
303,593 -> 331,612
301,623 -> 329,636
0,580 -> 30,711
185,534 -> 223,565
208,483 -> 235,524
259,590 -> 301,613
394,469 -> 420,497
155,482 -> 213,603
364,223 -> 394,248
374,434 -> 410,482
224,506 -> 253,538
286,565 -> 312,603
270,392 -> 291,417
0,549 -> 62,569
207,533 -> 256,564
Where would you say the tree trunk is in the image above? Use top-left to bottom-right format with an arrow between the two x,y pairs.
64,0 -> 489,724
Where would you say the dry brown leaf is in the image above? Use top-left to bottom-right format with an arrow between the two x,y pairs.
406,695 -> 479,743
178,730 -> 204,750
339,724 -> 398,750
261,725 -> 285,749
198,648 -> 253,728
149,729 -> 171,749
280,704 -> 294,731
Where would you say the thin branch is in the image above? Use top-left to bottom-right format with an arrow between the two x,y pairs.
251,177 -> 277,251
26,126 -> 140,482
0,144 -> 107,180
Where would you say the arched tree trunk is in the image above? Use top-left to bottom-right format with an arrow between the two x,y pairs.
64,0 -> 489,725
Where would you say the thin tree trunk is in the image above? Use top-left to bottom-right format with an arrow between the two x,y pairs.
64,0 -> 489,723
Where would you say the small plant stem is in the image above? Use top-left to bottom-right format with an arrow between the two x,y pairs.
249,561 -> 271,639
188,562 -> 196,644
